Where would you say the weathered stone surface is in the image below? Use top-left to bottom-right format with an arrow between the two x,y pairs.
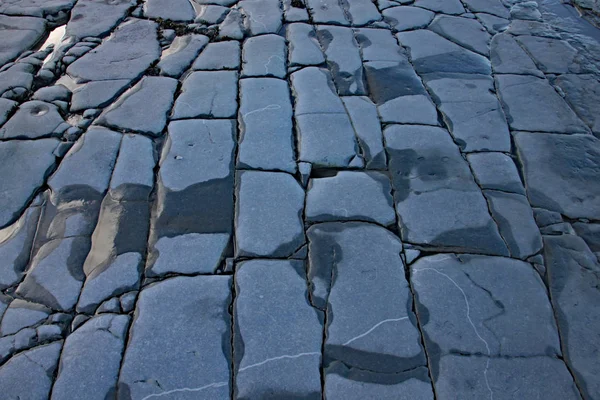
109,134 -> 155,201
192,40 -> 240,70
306,171 -> 395,225
490,33 -> 542,77
385,125 -> 507,255
341,96 -> 386,168
0,98 -> 16,127
397,30 -> 491,75
218,8 -> 245,40
355,28 -> 402,63
0,341 -> 62,400
424,73 -> 510,152
118,276 -> 232,399
554,74 -> 600,136
573,222 -> 600,254
242,34 -> 287,79
415,0 -> 464,14
70,79 -> 130,112
158,34 -> 209,77
0,15 -> 46,67
306,0 -> 347,24
307,222 -> 427,372
234,259 -> 322,399
347,0 -> 381,24
0,139 -> 59,229
235,171 -> 305,258
429,15 -> 490,55
496,74 -> 589,134
171,71 -> 238,119
195,4 -> 230,24
97,76 -> 178,136
52,314 -> 129,400
516,35 -> 584,74
0,100 -> 65,139
382,6 -> 434,31
65,0 -> 136,39
316,25 -> 366,95
463,0 -> 509,18
287,23 -> 324,66
67,19 -> 160,83
144,0 -> 195,21
510,1 -> 542,20
238,78 -> 295,173
544,234 -> 600,399
239,0 -> 283,35
466,152 -> 525,194
283,0 -> 309,22
0,299 -> 50,336
0,0 -> 75,17
514,131 -> 600,219
476,13 -> 509,34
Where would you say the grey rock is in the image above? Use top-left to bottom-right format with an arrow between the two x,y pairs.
554,74 -> 600,136
484,190 -> 542,259
397,30 -> 491,75
195,5 -> 230,24
306,0 -> 348,24
118,276 -> 232,400
466,152 -> 525,194
1,299 -> 50,336
316,25 -> 366,95
239,0 -> 283,35
287,23 -> 325,66
423,73 -> 510,152
0,0 -> 75,17
0,15 -> 46,67
242,34 -> 287,78
544,234 -> 600,399
70,79 -> 130,112
0,294 -> 9,321
0,341 -> 62,400
533,208 -> 563,228
516,35 -> 583,74
235,171 -> 305,258
158,34 -> 209,77
96,297 -> 120,313
510,1 -> 542,20
354,28 -> 403,63
283,0 -> 309,22
463,0 -> 509,18
65,0 -> 137,39
52,314 -> 129,400
71,315 -> 90,331
382,6 -> 435,31
0,100 -> 65,139
299,161 -> 311,187
514,131 -> 600,219
0,98 -> 17,127
291,66 -> 346,115
119,291 -> 137,312
67,19 -> 160,83
414,0 -> 465,14
144,0 -> 195,21
405,247 -> 421,264
171,71 -> 238,119
0,139 -> 59,228
496,75 -> 590,134
36,324 -> 62,342
572,222 -> 600,253
341,96 -> 386,169
345,0 -> 382,25
490,33 -> 543,77
109,134 -> 155,201
238,78 -> 295,173
218,8 -> 245,40
429,15 -> 491,55
97,76 -> 178,136
192,40 -> 240,70
32,84 -> 71,103
541,222 -> 576,236
476,13 -> 509,34
194,0 -> 237,6
234,260 -> 322,399
307,222 -> 426,372
306,171 -> 395,226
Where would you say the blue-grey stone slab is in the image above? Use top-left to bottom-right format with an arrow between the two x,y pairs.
171,71 -> 238,119
218,8 -> 245,40
109,134 -> 155,201
463,0 -> 509,18
192,40 -> 240,70
234,259 -> 322,399
354,28 -> 402,63
283,0 -> 309,21
0,0 -> 75,17
0,299 -> 50,336
382,6 -> 434,31
466,152 -> 525,195
0,15 -> 46,67
239,0 -> 283,35
0,98 -> 17,127
195,4 -> 230,24
414,0 -> 464,14
554,74 -> 600,136
341,96 -> 386,169
158,34 -> 209,77
429,15 -> 491,55
306,0 -> 348,24
242,34 -> 287,78
0,100 -> 65,139
490,33 -> 543,77
65,0 -> 136,39
70,79 -> 130,112
346,0 -> 381,25
291,66 -> 346,115
287,23 -> 325,66
144,0 -> 195,21
477,13 -> 509,34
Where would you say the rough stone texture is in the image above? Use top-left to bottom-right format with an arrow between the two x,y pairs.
65,0 -> 136,39
242,34 -> 287,79
70,79 -> 130,112
0,299 -> 50,336
414,0 -> 465,14
429,15 -> 491,55
463,0 -> 509,18
171,71 -> 238,119
240,0 -> 283,35
554,74 -> 600,136
466,152 -> 525,195
287,23 -> 325,66
341,96 -> 386,169
0,15 -> 46,67
158,34 -> 209,77
383,6 -> 434,31
192,40 -> 240,70
0,100 -> 64,139
144,0 -> 195,21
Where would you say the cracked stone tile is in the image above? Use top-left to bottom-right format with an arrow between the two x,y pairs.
234,259 -> 322,399
0,67 -> 34,100
65,0 -> 136,39
325,362 -> 434,400
283,0 -> 309,22
490,33 -> 543,77
423,73 -> 510,152
118,276 -> 232,400
192,40 -> 240,70
218,8 -> 245,40
316,25 -> 366,95
466,152 -> 525,195
144,0 -> 195,21
0,100 -> 65,139
239,0 -> 283,35
0,15 -> 46,67
0,327 -> 37,363
414,0 -> 465,15
429,15 -> 491,55
0,138 -> 59,229
483,190 -> 542,259
0,0 -> 75,16
287,23 -> 325,67
341,96 -> 386,169
572,222 -> 600,254
291,66 -> 346,115
158,34 -> 209,78
496,74 -> 590,134
306,171 -> 395,225
238,78 -> 295,173
70,79 -> 130,112
0,299 -> 50,336
476,13 -> 509,34
66,19 -> 160,83
382,6 -> 435,31
544,234 -> 600,399
171,71 -> 238,119
364,60 -> 439,125
397,29 -> 491,75
109,134 -> 155,202
32,85 -> 71,103
0,206 -> 41,289
306,0 -> 348,25
307,222 -> 427,372
0,341 -> 62,400
463,0 -> 509,18
51,314 -> 129,400
147,119 -> 235,276
553,74 -> 600,136
516,35 -> 587,74
354,28 -> 403,63
235,171 -> 305,258
514,131 -> 600,219
0,98 -> 17,127
241,34 -> 287,79
411,254 -> 578,399
96,76 -> 178,136
345,0 -> 382,25
385,125 -> 508,255
510,1 -> 542,21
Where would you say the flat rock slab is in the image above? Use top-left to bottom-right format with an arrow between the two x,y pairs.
514,131 -> 600,219
385,125 -> 507,255
0,100 -> 64,139
118,276 -> 232,400
429,15 -> 491,55
144,0 -> 195,21
515,35 -> 584,74
287,23 -> 325,67
191,40 -> 239,70
383,6 -> 434,31
307,222 -> 426,373
242,34 -> 287,79
462,0 -> 509,18
554,74 -> 600,136
171,71 -> 238,119
490,33 -> 544,77
239,0 -> 283,35
65,0 -> 137,39
414,0 -> 464,14
234,259 -> 323,399
467,152 -> 525,195
158,34 -> 209,78
235,171 -> 305,258
0,14 -> 46,66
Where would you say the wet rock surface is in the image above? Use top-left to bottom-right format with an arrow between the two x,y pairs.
1,0 -> 599,398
